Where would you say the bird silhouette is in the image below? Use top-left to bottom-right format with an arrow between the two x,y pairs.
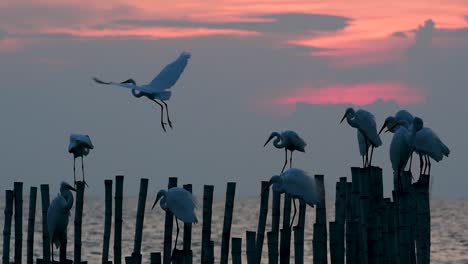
263,130 -> 306,174
68,134 -> 93,186
93,52 -> 191,132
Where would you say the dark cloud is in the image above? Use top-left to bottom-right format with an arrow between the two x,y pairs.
391,31 -> 407,38
105,13 -> 351,34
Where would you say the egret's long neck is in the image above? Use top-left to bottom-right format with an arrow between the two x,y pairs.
131,89 -> 144,98
272,132 -> 286,149
346,113 -> 358,128
61,190 -> 74,212
160,196 -> 168,211
83,148 -> 90,156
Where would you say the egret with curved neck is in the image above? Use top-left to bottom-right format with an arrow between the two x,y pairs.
263,130 -> 306,173
68,133 -> 94,186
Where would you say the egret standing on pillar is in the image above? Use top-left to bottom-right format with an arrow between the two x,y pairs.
340,108 -> 382,167
93,52 -> 191,132
68,134 -> 94,186
263,130 -> 306,173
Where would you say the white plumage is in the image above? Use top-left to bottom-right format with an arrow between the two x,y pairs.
341,108 -> 382,167
68,133 -> 93,185
47,182 -> 76,262
263,130 -> 307,173
93,52 -> 191,132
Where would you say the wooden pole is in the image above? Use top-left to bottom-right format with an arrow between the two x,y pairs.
59,230 -> 67,262
293,226 -> 304,264
415,174 -> 430,264
312,174 -> 327,264
150,253 -> 162,264
26,187 -> 37,264
335,178 -> 346,264
2,190 -> 14,264
102,180 -> 113,264
279,194 -> 292,264
328,222 -> 337,264
163,177 -> 178,264
271,190 -> 281,262
132,178 -> 149,263
397,171 -> 413,264
231,237 -> 242,264
256,181 -> 270,264
206,241 -> 215,264
114,175 -> 124,264
220,182 -> 236,264
367,167 -> 383,264
267,231 -> 278,264
201,185 -> 214,264
183,184 -> 193,264
14,182 -> 23,264
246,231 -> 257,264
345,182 -> 358,264
74,181 -> 85,264
356,168 -> 369,264
40,184 -> 51,263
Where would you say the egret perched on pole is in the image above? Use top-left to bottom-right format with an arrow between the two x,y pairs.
263,130 -> 306,173
381,110 -> 415,169
152,187 -> 198,255
263,168 -> 320,228
340,108 -> 382,167
47,182 -> 76,263
68,134 -> 94,186
93,52 -> 191,132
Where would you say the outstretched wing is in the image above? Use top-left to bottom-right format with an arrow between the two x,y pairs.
148,52 -> 190,91
93,77 -> 154,94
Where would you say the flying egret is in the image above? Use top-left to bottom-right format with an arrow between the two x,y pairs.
263,168 -> 320,228
340,108 -> 382,167
263,130 -> 306,174
93,52 -> 191,132
68,134 -> 94,186
152,187 -> 198,254
47,182 -> 76,262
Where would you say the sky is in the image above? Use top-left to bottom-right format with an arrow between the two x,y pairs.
0,0 -> 467,198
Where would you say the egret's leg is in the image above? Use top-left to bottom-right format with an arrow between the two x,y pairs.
362,155 -> 365,168
51,244 -> 54,263
151,99 -> 167,132
175,219 -> 180,249
73,158 -> 76,186
423,155 -> 428,175
427,156 -> 432,175
419,153 -> 423,176
369,145 -> 375,167
290,198 -> 297,229
281,149 -> 288,174
408,152 -> 413,171
289,150 -> 293,169
162,101 -> 172,129
82,157 -> 89,188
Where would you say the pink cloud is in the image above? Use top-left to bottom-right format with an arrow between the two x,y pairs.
275,83 -> 425,106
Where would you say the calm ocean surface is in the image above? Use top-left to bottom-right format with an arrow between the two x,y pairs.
0,197 -> 466,263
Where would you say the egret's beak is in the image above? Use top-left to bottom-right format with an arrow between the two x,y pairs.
263,135 -> 274,147
340,113 -> 347,124
378,121 -> 388,135
152,196 -> 161,210
67,185 -> 77,192
262,180 -> 273,194
386,123 -> 399,133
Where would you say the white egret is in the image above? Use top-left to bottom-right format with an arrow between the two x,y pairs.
340,108 -> 382,167
263,130 -> 306,173
152,187 -> 198,253
47,182 -> 76,262
68,134 -> 94,186
263,168 -> 320,228
93,52 -> 191,132
381,110 -> 415,168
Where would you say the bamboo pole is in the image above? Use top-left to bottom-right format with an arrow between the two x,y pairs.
114,175 -> 124,264
74,181 -> 85,264
335,178 -> 346,264
2,190 -> 14,264
279,194 -> 292,264
312,174 -> 327,264
246,231 -> 257,264
345,182 -> 358,264
26,187 -> 37,264
163,177 -> 178,264
201,185 -> 214,264
150,253 -> 161,264
293,226 -> 304,264
256,181 -> 270,264
415,174 -> 430,264
231,237 -> 242,264
356,168 -> 369,264
102,180 -> 113,264
397,171 -> 413,264
329,222 -> 337,264
59,230 -> 67,262
206,241 -> 215,264
14,182 -> 23,264
267,231 -> 278,264
40,184 -> 51,263
220,182 -> 236,264
132,178 -> 149,263
183,184 -> 193,264
271,190 -> 281,261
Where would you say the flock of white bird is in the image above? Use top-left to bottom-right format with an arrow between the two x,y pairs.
46,52 -> 450,261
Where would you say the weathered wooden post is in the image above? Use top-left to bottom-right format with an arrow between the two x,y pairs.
334,177 -> 346,264
26,187 -> 37,264
354,168 -> 368,264
312,174 -> 327,264
279,194 -> 292,264
150,253 -> 162,264
14,182 -> 23,264
397,171 -> 413,264
329,222 -> 337,264
220,182 -> 236,264
163,177 -> 178,264
294,200 -> 306,264
3,190 -> 14,264
206,241 -> 215,264
74,181 -> 85,264
183,184 -> 193,264
102,180 -> 113,264
267,231 -> 278,264
415,174 -> 430,264
114,175 -> 124,264
201,185 -> 214,264
367,167 -> 383,264
231,237 -> 242,264
271,190 -> 281,261
256,181 -> 270,264
40,184 -> 51,263
246,231 -> 257,264
132,178 -> 149,264
345,182 -> 358,264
